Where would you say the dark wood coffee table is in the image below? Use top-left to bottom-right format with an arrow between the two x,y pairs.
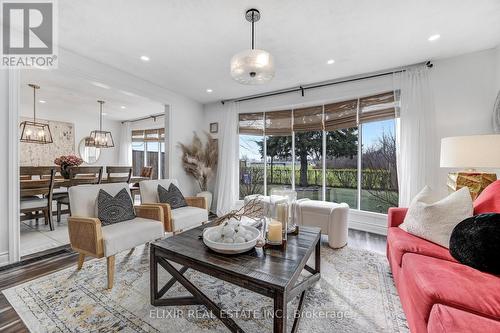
150,223 -> 321,333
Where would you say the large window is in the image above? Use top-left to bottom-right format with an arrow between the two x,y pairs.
237,91 -> 399,215
132,128 -> 165,179
265,110 -> 293,196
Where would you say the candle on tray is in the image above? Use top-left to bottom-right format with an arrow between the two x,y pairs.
267,219 -> 282,244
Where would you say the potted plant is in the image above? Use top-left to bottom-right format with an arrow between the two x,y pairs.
54,154 -> 84,179
178,132 -> 218,210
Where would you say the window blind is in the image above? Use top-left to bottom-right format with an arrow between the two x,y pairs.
131,130 -> 145,142
359,91 -> 398,123
293,106 -> 323,132
324,99 -> 358,131
239,112 -> 264,135
132,128 -> 165,142
265,110 -> 292,136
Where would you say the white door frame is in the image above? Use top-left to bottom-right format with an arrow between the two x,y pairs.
8,69 -> 20,263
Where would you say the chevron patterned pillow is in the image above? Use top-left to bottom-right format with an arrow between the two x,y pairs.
97,188 -> 136,226
157,183 -> 187,209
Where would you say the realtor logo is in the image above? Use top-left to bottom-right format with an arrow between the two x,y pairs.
1,0 -> 58,68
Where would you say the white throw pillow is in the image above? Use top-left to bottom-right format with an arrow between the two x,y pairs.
399,186 -> 473,248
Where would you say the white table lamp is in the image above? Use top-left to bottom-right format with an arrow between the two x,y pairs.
440,134 -> 500,199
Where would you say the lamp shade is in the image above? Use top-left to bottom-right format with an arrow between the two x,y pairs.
440,135 -> 500,168
230,49 -> 275,85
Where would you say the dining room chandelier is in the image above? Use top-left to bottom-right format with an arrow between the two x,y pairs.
230,8 -> 275,85
20,84 -> 53,144
86,100 -> 114,148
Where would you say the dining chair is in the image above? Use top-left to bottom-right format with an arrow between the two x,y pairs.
130,166 -> 154,200
20,166 -> 56,231
106,166 -> 133,183
56,166 -> 103,222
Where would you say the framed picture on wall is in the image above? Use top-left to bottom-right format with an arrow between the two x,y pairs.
210,122 -> 218,133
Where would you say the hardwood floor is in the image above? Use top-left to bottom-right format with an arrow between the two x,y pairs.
0,229 -> 386,333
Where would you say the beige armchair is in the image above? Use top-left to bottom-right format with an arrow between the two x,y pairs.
68,183 -> 164,289
139,179 -> 208,234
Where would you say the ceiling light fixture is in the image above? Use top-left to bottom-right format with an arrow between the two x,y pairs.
428,34 -> 440,42
140,55 -> 150,62
206,89 -> 213,93
20,84 -> 53,144
120,106 -> 126,109
230,8 -> 275,85
327,59 -> 335,65
39,100 -> 46,103
86,100 -> 114,148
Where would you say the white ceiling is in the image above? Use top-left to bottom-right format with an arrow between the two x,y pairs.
20,70 -> 163,121
54,0 -> 500,103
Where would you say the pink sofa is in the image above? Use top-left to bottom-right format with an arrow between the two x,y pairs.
387,181 -> 500,333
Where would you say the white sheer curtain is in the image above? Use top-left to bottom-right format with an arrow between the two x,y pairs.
216,102 -> 239,216
397,65 -> 438,206
118,122 -> 132,166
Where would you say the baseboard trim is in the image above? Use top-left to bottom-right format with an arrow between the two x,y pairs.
348,209 -> 387,235
0,251 -> 9,267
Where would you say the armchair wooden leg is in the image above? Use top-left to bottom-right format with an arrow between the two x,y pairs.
77,253 -> 85,270
107,255 -> 115,289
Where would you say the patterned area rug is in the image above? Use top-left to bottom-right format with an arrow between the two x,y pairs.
3,243 -> 408,332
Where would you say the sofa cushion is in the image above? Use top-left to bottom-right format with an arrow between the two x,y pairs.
428,304 -> 500,333
139,179 -> 179,204
401,253 -> 500,322
450,213 -> 500,274
387,227 -> 456,269
158,183 -> 187,209
474,180 -> 500,214
172,206 -> 208,231
399,186 -> 473,248
102,217 -> 164,256
97,188 -> 136,226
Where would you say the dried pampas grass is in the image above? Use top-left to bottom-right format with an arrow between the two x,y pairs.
178,132 -> 218,191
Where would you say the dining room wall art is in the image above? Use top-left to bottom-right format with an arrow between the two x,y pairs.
20,118 -> 75,166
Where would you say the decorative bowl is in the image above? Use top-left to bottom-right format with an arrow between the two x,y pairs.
203,225 -> 262,254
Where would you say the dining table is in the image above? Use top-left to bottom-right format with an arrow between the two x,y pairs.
20,176 -> 150,196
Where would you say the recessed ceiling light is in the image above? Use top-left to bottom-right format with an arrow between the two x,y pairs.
428,34 -> 440,42
140,55 -> 150,62
327,59 -> 335,65
206,89 -> 213,93
102,112 -> 108,116
120,106 -> 126,109
39,100 -> 46,103
91,81 -> 111,89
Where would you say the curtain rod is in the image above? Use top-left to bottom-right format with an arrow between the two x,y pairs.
221,61 -> 433,104
121,112 -> 165,124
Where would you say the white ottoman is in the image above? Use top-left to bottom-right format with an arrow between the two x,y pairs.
296,200 -> 349,248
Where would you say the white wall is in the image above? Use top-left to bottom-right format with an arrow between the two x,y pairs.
496,46 -> 500,92
19,94 -> 122,166
0,71 -> 11,265
432,48 -> 500,193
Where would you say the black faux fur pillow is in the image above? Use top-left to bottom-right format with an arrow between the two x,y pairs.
449,213 -> 500,274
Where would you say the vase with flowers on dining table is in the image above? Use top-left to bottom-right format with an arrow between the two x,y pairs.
54,154 -> 83,179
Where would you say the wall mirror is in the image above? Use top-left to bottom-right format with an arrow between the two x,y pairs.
78,137 -> 101,164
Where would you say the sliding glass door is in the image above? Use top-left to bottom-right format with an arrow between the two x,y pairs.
131,128 -> 165,179
237,91 -> 399,215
